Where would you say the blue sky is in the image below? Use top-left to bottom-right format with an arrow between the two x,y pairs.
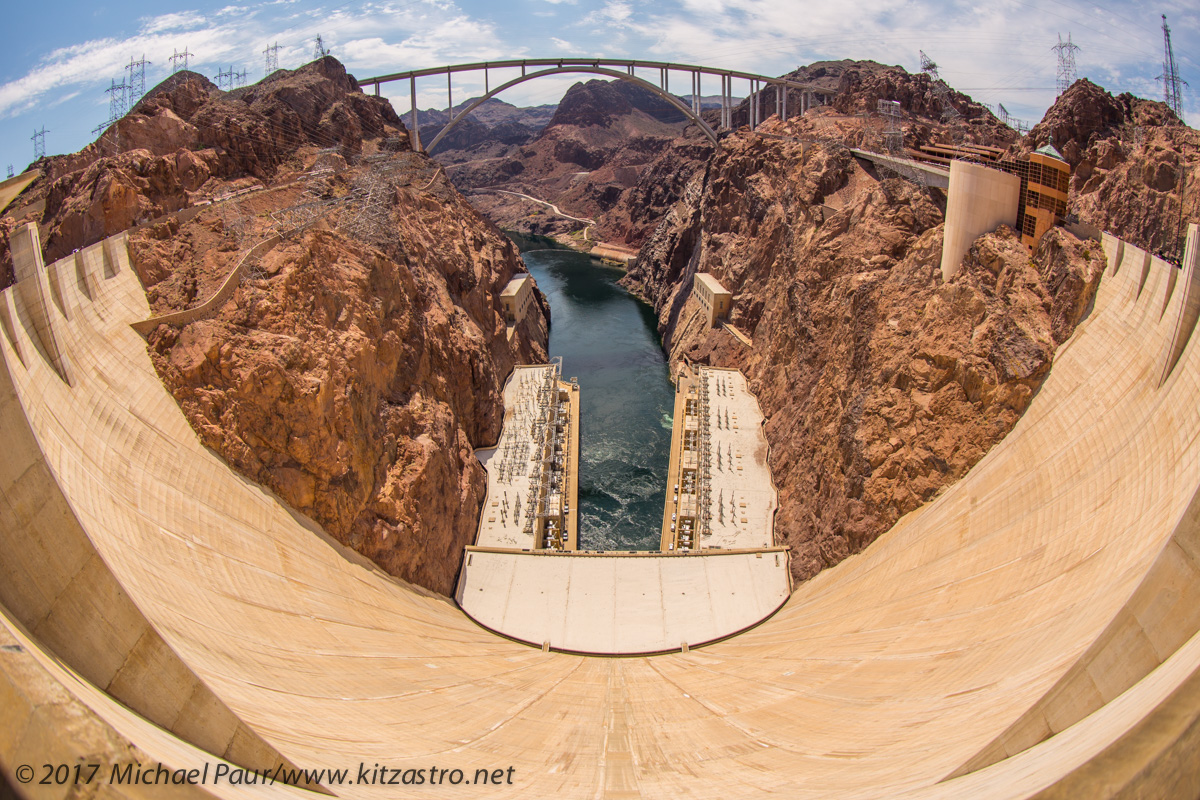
1,0 -> 1196,173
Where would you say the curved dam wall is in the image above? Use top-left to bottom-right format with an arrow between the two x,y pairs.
0,228 -> 299,779
2,223 -> 1200,798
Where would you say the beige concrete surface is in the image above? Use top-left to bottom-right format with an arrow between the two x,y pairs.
4,222 -> 1200,798
0,170 -> 39,216
456,547 -> 790,654
940,159 -> 1021,281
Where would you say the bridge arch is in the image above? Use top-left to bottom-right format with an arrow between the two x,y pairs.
423,65 -> 720,153
361,59 -> 829,153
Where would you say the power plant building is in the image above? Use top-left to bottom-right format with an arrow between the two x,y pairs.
694,272 -> 732,327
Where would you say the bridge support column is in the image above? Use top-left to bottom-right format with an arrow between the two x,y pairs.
447,71 -> 453,114
781,84 -> 786,121
692,71 -> 700,115
484,68 -> 488,94
410,76 -> 422,153
722,75 -> 729,129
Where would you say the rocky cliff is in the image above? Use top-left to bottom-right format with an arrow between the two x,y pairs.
1021,79 -> 1198,258
3,58 -> 550,596
624,121 -> 1103,583
0,58 -> 408,284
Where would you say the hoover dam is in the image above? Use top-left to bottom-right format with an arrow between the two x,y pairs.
4,162 -> 1200,799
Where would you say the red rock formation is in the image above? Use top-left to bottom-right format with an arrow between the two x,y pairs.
439,78 -> 705,246
624,126 -> 1103,583
2,58 -> 551,597
0,57 -> 406,282
1020,79 -> 1198,258
143,167 -> 547,595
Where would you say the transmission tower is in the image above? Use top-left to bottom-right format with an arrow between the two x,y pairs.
878,99 -> 904,155
31,128 -> 47,160
6,165 -> 14,179
1159,15 -> 1188,118
1052,33 -> 1080,96
264,42 -> 280,75
919,50 -> 961,124
235,69 -> 249,88
125,55 -> 151,106
106,78 -> 128,120
313,34 -> 329,60
170,47 -> 194,74
92,78 -> 127,143
215,66 -> 236,91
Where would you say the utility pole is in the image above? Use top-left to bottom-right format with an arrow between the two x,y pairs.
170,47 -> 194,74
264,42 -> 280,75
1052,33 -> 1079,96
125,55 -> 151,106
313,34 -> 329,60
1159,15 -> 1187,118
31,128 -> 47,161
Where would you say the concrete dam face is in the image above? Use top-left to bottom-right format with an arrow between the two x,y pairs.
4,222 -> 1200,799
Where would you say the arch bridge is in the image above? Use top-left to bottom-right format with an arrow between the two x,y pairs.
359,58 -> 829,152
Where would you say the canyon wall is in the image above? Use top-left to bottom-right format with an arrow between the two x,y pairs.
624,126 -> 1103,582
1,58 -> 549,596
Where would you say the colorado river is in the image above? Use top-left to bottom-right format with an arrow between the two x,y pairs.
512,235 -> 673,551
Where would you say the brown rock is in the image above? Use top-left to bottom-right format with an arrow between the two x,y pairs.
624,131 -> 1102,584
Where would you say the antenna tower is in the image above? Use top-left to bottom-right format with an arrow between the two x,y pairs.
125,55 -> 151,106
31,128 -> 47,160
264,42 -> 280,75
313,34 -> 329,60
1159,15 -> 1188,118
1052,33 -> 1079,96
170,48 -> 194,74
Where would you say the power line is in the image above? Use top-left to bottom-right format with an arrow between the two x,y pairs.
1052,33 -> 1080,96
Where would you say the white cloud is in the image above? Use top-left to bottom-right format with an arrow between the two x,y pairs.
582,0 -> 634,29
551,37 -> 573,50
